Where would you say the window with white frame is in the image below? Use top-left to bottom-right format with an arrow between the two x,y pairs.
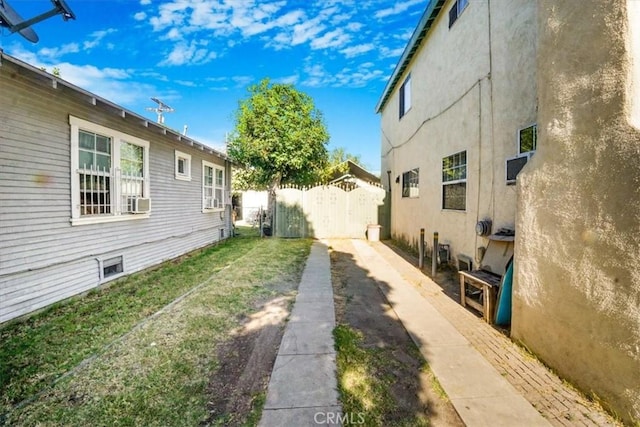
70,116 -> 150,225
442,150 -> 467,210
175,150 -> 192,181
202,160 -> 225,210
399,74 -> 411,119
518,124 -> 537,154
402,168 -> 419,198
449,0 -> 469,28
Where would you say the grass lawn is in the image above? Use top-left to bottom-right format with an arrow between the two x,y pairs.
0,227 -> 311,426
333,325 -> 433,427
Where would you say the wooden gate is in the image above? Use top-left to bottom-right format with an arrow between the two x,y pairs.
274,184 -> 387,238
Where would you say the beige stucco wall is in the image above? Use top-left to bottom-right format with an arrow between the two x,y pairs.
513,0 -> 640,423
380,0 -> 536,269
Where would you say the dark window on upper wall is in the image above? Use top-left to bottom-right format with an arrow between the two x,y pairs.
449,0 -> 469,28
399,74 -> 411,119
402,168 -> 419,198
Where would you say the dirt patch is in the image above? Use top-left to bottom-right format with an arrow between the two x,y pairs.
330,239 -> 463,426
201,238 -> 463,426
201,295 -> 293,426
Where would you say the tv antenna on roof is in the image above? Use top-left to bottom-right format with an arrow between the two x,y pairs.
0,0 -> 76,43
146,97 -> 174,125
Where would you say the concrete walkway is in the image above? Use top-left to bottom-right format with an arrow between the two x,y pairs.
260,239 -> 616,426
259,242 -> 341,427
350,239 -> 549,426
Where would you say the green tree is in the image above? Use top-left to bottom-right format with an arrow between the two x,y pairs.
228,79 -> 329,193
322,147 -> 362,181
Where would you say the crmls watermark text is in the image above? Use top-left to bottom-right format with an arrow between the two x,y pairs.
314,411 -> 365,425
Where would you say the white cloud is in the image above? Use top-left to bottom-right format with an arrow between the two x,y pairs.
175,80 -> 197,87
340,43 -> 375,58
83,29 -> 117,50
140,0 -> 151,5
38,43 -> 80,60
159,40 -> 217,66
394,28 -> 414,42
134,11 -> 147,21
291,19 -> 326,46
310,29 -> 350,50
331,13 -> 351,25
300,60 -> 383,88
150,1 -> 189,31
140,0 -> 422,86
375,0 -> 424,19
10,49 -> 150,105
163,27 -> 183,40
205,76 -> 228,83
379,46 -> 405,59
345,22 -> 363,32
276,74 -> 299,85
232,76 -> 254,87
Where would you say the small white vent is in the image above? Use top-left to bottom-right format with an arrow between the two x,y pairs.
131,197 -> 151,213
100,255 -> 124,280
458,254 -> 473,271
506,153 -> 533,185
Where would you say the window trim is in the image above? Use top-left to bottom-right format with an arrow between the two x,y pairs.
442,150 -> 467,211
399,74 -> 411,119
517,123 -> 537,155
202,160 -> 226,212
175,150 -> 192,181
70,116 -> 150,226
401,168 -> 419,198
449,0 -> 469,28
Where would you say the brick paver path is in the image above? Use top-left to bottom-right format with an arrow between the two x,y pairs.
369,241 -> 620,427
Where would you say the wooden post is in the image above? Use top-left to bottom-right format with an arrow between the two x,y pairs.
432,231 -> 438,277
419,228 -> 425,269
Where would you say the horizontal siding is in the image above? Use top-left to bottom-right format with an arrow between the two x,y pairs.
0,261 -> 97,324
0,227 -> 222,323
0,58 -> 231,323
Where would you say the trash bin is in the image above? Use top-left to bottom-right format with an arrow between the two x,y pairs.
367,224 -> 381,242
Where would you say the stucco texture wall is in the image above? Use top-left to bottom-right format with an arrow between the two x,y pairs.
380,0 -> 536,268
513,0 -> 640,423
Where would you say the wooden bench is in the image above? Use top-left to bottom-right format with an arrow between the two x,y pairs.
459,270 -> 502,323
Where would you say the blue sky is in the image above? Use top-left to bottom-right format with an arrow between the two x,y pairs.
1,0 -> 425,173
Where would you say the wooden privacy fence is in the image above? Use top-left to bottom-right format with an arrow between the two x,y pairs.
274,184 -> 388,238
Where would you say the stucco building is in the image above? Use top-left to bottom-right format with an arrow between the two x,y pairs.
377,0 -> 536,274
378,0 -> 639,423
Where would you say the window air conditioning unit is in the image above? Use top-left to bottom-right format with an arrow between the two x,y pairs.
131,197 -> 151,213
505,152 -> 533,185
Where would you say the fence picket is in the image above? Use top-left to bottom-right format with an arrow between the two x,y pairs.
274,183 -> 387,238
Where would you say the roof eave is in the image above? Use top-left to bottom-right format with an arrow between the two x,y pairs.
0,50 -> 233,164
375,0 -> 446,113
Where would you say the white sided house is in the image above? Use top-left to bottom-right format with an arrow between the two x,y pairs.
0,52 -> 232,324
377,0 -> 536,273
